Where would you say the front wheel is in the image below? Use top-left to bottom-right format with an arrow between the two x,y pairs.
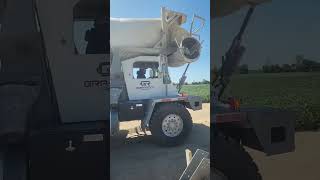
150,103 -> 192,146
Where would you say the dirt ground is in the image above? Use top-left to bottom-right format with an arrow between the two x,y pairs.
247,131 -> 320,180
1,103 -> 319,180
110,103 -> 210,180
111,103 -> 320,180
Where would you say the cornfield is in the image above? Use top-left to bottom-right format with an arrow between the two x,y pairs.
223,72 -> 320,130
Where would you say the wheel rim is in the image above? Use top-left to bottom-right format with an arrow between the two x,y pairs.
161,114 -> 184,137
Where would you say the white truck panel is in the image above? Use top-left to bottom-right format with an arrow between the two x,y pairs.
122,56 -> 167,100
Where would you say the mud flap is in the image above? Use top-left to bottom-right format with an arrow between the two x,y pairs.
242,108 -> 295,155
185,96 -> 202,111
179,149 -> 210,180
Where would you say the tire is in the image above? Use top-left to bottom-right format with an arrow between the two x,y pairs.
212,131 -> 262,180
150,103 -> 192,146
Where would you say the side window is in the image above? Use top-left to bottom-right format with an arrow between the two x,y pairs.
132,62 -> 160,79
73,0 -> 107,55
73,20 -> 94,54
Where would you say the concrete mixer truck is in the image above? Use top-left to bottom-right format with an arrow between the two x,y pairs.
110,7 -> 205,146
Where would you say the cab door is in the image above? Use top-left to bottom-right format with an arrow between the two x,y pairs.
122,56 -> 166,100
36,0 -> 108,123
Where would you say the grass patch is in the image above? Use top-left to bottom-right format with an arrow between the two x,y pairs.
223,72 -> 320,130
181,84 -> 210,103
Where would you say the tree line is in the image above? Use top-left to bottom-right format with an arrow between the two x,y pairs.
238,55 -> 320,74
173,79 -> 210,85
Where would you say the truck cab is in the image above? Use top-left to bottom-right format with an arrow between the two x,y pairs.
122,55 -> 177,100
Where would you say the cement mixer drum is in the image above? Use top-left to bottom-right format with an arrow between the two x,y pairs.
110,8 -> 205,68
168,36 -> 202,67
110,18 -> 162,48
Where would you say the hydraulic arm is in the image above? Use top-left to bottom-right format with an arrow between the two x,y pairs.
212,6 -> 255,104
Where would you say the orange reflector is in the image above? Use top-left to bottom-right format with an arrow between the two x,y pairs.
228,97 -> 240,110
235,99 -> 240,110
180,92 -> 188,97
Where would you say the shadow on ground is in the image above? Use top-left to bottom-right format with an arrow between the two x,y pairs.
248,131 -> 320,180
110,123 -> 210,180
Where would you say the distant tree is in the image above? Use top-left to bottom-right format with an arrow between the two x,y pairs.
202,79 -> 210,84
302,59 -> 320,72
282,64 -> 291,72
293,55 -> 320,72
265,56 -> 272,66
313,63 -> 320,72
269,64 -> 282,73
262,65 -> 270,73
275,64 -> 282,72
290,64 -> 297,72
296,62 -> 308,72
263,57 -> 272,73
239,64 -> 249,74
270,65 -> 275,73
296,54 -> 304,65
261,55 -> 320,73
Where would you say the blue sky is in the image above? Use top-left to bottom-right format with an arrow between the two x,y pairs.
214,0 -> 320,69
111,0 -> 210,83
